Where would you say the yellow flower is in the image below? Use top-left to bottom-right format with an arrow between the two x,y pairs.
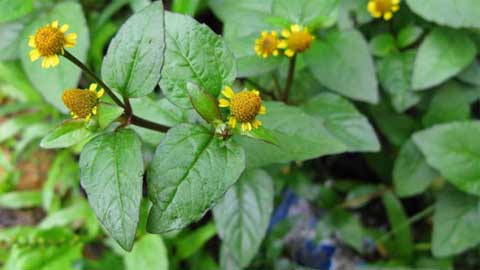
28,20 -> 77,68
278,24 -> 314,57
219,86 -> 267,132
367,0 -> 400,21
62,83 -> 104,121
255,31 -> 281,58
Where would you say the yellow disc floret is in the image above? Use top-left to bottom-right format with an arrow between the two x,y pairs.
278,25 -> 314,58
28,20 -> 77,68
367,0 -> 400,21
62,83 -> 104,121
255,31 -> 280,58
219,86 -> 267,132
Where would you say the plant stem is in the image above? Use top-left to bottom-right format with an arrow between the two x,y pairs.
130,115 -> 169,133
376,204 -> 435,245
282,55 -> 297,102
62,50 -> 125,109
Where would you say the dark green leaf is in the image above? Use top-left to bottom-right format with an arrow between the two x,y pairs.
413,121 -> 480,197
187,82 -> 221,124
160,12 -> 236,108
406,0 -> 480,28
214,169 -> 274,267
176,222 -> 217,259
393,139 -> 439,197
19,2 -> 89,111
80,129 -> 144,251
305,30 -> 378,103
396,25 -> 423,49
40,120 -> 92,149
458,60 -> 480,86
147,124 -> 245,233
432,188 -> 480,256
102,2 -> 165,97
412,28 -> 476,90
370,33 -> 397,57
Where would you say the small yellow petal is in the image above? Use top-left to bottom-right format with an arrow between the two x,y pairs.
285,49 -> 295,57
51,54 -> 60,67
89,83 -> 98,91
29,49 -> 41,62
65,33 -> 77,47
273,50 -> 279,56
28,36 -> 36,48
85,114 -> 91,121
281,29 -> 291,38
219,98 -> 230,107
259,105 -> 267,115
51,21 -> 59,28
97,88 -> 105,98
392,0 -> 400,4
60,24 -> 69,33
222,86 -> 235,99
277,40 -> 288,49
241,122 -> 252,132
291,24 -> 301,32
383,12 -> 393,20
252,90 -> 260,96
367,2 -> 377,13
392,5 -> 400,12
252,119 -> 262,129
92,106 -> 98,115
229,117 -> 237,128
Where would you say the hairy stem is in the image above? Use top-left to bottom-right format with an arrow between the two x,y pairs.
282,55 -> 297,102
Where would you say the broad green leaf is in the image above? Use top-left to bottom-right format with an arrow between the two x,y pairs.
413,121 -> 480,197
458,61 -> 480,86
160,12 -> 236,108
80,129 -> 144,251
412,28 -> 476,90
305,30 -> 378,103
40,120 -> 92,149
271,0 -> 338,25
173,0 -> 201,15
397,25 -> 423,49
4,227 -> 83,270
220,244 -> 242,270
176,222 -> 217,259
406,0 -> 480,29
208,0 -> 272,22
303,93 -> 380,152
102,2 -> 165,98
239,101 -> 347,167
0,0 -> 34,23
0,191 -> 41,209
432,188 -> 480,257
147,124 -> 245,233
213,169 -> 274,267
422,82 -> 470,127
243,126 -> 278,145
382,191 -> 414,260
129,0 -> 152,12
370,33 -> 396,57
393,139 -> 439,197
377,51 -> 421,112
97,102 -> 124,129
19,2 -> 89,111
338,0 -> 372,29
0,113 -> 43,143
187,82 -> 221,123
0,61 -> 42,102
0,22 -> 24,60
125,235 -> 168,270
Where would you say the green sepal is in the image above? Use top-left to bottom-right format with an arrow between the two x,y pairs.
242,126 -> 278,145
187,82 -> 222,124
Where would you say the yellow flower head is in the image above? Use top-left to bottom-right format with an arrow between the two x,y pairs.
278,24 -> 315,58
62,83 -> 104,121
219,86 -> 267,132
367,0 -> 400,21
255,31 -> 281,58
28,20 -> 77,68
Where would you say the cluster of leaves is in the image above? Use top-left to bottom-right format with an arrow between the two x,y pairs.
1,0 -> 480,269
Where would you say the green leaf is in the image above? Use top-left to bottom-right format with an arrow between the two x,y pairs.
432,188 -> 480,257
370,33 -> 397,57
0,61 -> 42,102
187,82 -> 221,124
40,120 -> 92,149
239,101 -> 347,167
0,0 -> 34,23
406,0 -> 480,29
458,60 -> 480,86
271,0 -> 338,25
209,0 -> 273,22
102,2 -> 165,98
393,139 -> 439,197
377,51 -> 421,112
396,25 -> 423,49
412,28 -> 476,90
243,126 -> 278,145
19,2 -> 89,111
0,22 -> 24,60
0,113 -> 43,143
125,235 -> 168,270
80,129 -> 144,251
413,121 -> 480,197
382,191 -> 414,260
160,12 -> 236,108
172,0 -> 201,15
147,124 -> 245,233
97,102 -> 124,129
305,30 -> 378,103
422,82 -> 471,127
176,222 -> 217,259
303,93 -> 380,152
316,209 -> 365,252
0,191 -> 42,209
4,228 -> 83,270
214,169 -> 274,267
